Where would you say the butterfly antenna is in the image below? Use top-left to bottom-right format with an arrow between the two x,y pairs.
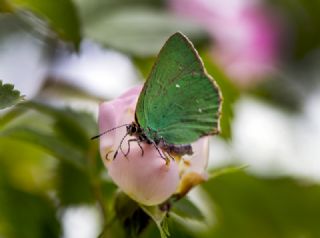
91,124 -> 131,140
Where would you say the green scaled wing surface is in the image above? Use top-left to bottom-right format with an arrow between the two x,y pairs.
135,32 -> 222,144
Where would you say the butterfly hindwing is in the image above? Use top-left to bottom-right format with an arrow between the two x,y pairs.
135,32 -> 221,144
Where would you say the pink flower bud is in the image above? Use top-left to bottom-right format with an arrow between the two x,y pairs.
98,86 -> 210,205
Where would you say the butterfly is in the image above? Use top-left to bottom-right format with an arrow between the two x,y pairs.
93,32 -> 222,164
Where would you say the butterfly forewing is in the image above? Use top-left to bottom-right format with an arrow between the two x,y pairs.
135,32 -> 221,144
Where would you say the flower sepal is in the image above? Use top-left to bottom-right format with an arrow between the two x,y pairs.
111,191 -> 169,238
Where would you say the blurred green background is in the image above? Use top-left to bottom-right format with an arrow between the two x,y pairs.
0,0 -> 320,237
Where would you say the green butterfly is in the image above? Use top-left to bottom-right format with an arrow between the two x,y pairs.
94,32 -> 222,163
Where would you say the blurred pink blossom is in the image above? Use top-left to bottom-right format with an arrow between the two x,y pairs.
169,0 -> 281,85
98,86 -> 210,205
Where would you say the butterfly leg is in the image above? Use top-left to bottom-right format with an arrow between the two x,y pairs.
163,155 -> 171,166
105,151 -> 113,160
125,138 -> 144,157
165,151 -> 175,161
113,133 -> 129,159
137,140 -> 144,156
152,143 -> 171,165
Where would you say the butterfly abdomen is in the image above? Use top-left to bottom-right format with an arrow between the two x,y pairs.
158,140 -> 193,156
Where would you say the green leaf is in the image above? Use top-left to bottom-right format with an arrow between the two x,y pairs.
56,161 -> 94,206
6,0 -> 81,48
0,107 -> 25,129
0,181 -> 61,238
84,7 -> 206,56
74,0 -> 164,20
250,55 -> 320,112
201,172 -> 320,238
0,126 -> 86,169
201,53 -> 240,140
0,101 -> 100,170
0,137 -> 55,193
0,0 -> 14,12
19,101 -> 97,151
132,56 -> 157,79
171,196 -> 204,221
0,80 -> 24,110
268,0 -> 320,60
251,76 -> 304,112
208,165 -> 248,180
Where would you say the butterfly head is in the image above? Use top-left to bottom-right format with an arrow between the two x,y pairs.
126,122 -> 140,136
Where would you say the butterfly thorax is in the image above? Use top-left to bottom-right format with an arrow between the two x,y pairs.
126,122 -> 193,156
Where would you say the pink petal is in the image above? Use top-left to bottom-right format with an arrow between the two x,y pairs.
176,137 -> 209,196
119,85 -> 143,99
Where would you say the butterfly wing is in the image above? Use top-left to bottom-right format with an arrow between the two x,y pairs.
135,32 -> 222,144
